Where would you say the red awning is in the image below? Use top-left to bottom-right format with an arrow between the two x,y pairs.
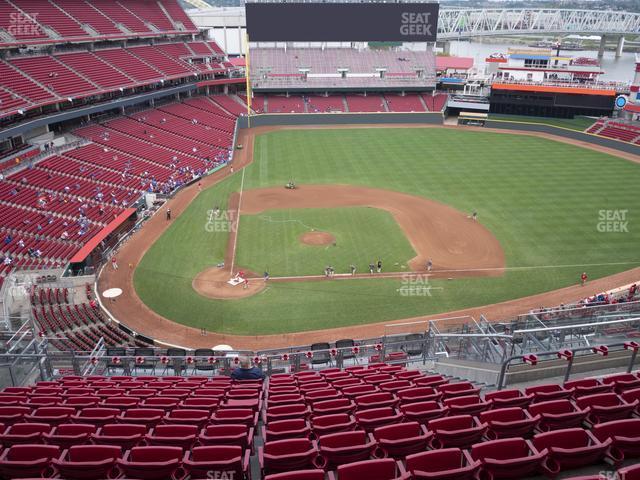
624,103 -> 640,113
69,208 -> 137,263
436,56 -> 474,71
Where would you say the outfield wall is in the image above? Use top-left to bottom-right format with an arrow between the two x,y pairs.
485,119 -> 640,156
237,112 -> 444,129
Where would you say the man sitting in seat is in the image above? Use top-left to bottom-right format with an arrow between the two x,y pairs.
231,356 -> 265,381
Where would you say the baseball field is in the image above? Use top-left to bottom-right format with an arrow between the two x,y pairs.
127,126 -> 640,339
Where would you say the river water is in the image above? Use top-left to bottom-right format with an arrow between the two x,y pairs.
447,40 -> 637,83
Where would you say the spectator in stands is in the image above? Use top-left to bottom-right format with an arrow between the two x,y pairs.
3,256 -> 11,266
3,235 -> 12,245
17,240 -> 24,249
230,356 -> 265,381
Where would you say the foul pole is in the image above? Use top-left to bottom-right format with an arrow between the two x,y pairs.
244,33 -> 252,129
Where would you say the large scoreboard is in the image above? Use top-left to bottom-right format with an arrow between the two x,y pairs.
245,2 -> 439,42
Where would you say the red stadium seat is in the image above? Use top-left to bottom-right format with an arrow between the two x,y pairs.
484,389 -> 533,409
71,407 -> 120,427
0,444 -> 62,479
438,382 -> 481,399
373,421 -> 432,458
470,438 -> 548,479
0,422 -> 51,446
533,428 -> 614,471
402,448 -> 481,480
25,406 -> 75,425
117,446 -> 183,480
428,415 -> 487,448
575,393 -> 638,424
602,373 -> 640,393
141,397 -> 181,411
619,463 -> 640,480
42,423 -> 96,448
198,423 -> 254,451
213,408 -> 259,426
259,438 -> 319,475
264,469 -> 326,480
341,384 -> 378,399
316,429 -> 376,468
355,407 -> 403,433
312,398 -> 356,416
528,399 -> 588,431
564,378 -> 612,397
354,392 -> 399,410
525,384 -> 574,403
332,458 -> 403,480
91,423 -> 147,449
145,424 -> 198,449
412,375 -> 448,388
268,394 -> 305,407
443,395 -> 490,416
400,400 -> 448,424
53,445 -> 121,480
592,418 -> 640,460
397,386 -> 442,404
262,418 -> 311,442
264,403 -> 310,423
163,408 -> 211,428
117,408 -> 164,429
480,407 -> 540,439
183,445 -> 250,480
311,413 -> 357,437
304,389 -> 341,404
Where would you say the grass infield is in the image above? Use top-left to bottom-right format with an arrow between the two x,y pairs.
134,127 -> 640,335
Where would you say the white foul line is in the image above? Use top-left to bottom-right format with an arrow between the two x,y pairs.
229,166 -> 245,276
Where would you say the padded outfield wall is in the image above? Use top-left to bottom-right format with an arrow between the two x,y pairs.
237,113 -> 640,157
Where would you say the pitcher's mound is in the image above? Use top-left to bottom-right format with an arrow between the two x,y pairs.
300,231 -> 335,246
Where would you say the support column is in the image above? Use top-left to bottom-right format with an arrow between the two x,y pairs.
616,36 -> 625,58
598,34 -> 607,59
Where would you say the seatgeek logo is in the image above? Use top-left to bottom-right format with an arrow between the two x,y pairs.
597,209 -> 629,233
400,12 -> 433,36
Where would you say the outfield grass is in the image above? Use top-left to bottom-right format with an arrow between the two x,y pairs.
134,127 -> 640,335
236,207 -> 416,277
489,114 -> 597,132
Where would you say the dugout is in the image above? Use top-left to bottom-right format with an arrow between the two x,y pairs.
458,111 -> 488,127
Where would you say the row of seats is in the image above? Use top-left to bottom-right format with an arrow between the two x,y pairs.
0,41 -> 229,119
586,118 -> 640,145
0,0 -> 197,45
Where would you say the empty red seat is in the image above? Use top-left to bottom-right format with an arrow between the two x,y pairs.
355,407 -> 402,433
316,429 -> 376,468
341,384 -> 378,399
533,427 -> 613,472
528,399 -> 588,431
480,407 -> 540,439
429,415 -> 487,448
101,396 -> 139,410
183,445 -> 250,480
62,396 -> 100,409
264,403 -> 310,423
262,418 -> 311,442
260,438 -> 319,475
402,448 -> 481,480
117,408 -> 164,429
0,422 -> 51,446
72,407 -> 120,426
592,418 -> 640,460
145,424 -> 198,449
180,397 -> 219,412
400,401 -> 448,424
354,392 -> 399,410
22,396 -> 60,408
268,394 -> 305,407
575,393 -> 637,424
413,375 -> 448,388
443,395 -> 490,416
42,423 -> 96,448
118,446 -> 182,480
397,387 -> 441,404
141,397 -> 181,411
602,373 -> 640,393
311,413 -> 357,437
305,389 -> 342,404
213,408 -> 259,427
164,408 -> 211,428
0,444 -> 62,479
373,421 -> 432,459
438,382 -> 481,399
0,406 -> 31,425
525,384 -> 574,403
484,389 -> 533,409
25,406 -> 75,425
333,458 -> 403,480
91,423 -> 147,449
312,398 -> 356,416
470,437 -> 547,479
53,445 -> 121,480
363,374 -> 395,386
564,378 -> 612,397
619,462 -> 640,480
198,423 -> 254,451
